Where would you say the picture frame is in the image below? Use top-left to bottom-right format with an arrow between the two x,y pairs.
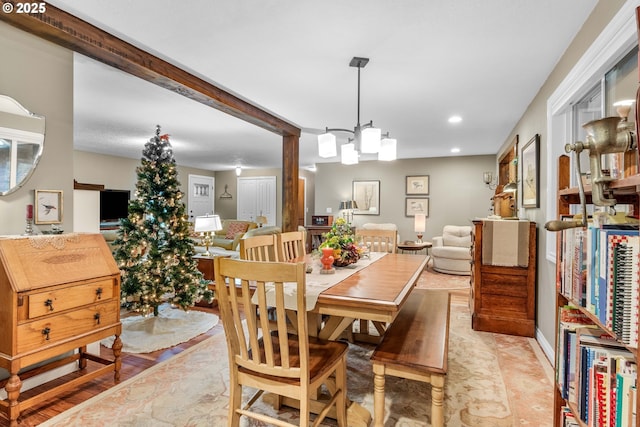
405,175 -> 429,195
352,180 -> 380,215
35,190 -> 63,224
521,134 -> 540,208
405,197 -> 429,217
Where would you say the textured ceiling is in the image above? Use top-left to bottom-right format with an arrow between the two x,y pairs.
47,0 -> 599,172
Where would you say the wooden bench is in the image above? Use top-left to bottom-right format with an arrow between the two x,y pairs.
370,289 -> 451,427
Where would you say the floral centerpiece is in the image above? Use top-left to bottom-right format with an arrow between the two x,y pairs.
319,217 -> 361,267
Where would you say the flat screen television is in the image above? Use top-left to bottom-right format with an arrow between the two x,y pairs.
100,189 -> 130,223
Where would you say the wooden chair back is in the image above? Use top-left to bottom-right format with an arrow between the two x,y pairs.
356,228 -> 398,253
214,258 -> 309,381
214,257 -> 348,426
278,230 -> 306,261
239,234 -> 279,261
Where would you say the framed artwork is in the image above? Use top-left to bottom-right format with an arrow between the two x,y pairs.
405,197 -> 429,217
352,180 -> 380,215
35,190 -> 63,224
405,175 -> 429,195
521,134 -> 540,208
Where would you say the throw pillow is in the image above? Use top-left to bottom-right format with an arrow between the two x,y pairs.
225,222 -> 249,239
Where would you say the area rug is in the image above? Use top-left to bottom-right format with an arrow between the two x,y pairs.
100,304 -> 219,353
41,298 -> 552,426
416,265 -> 470,291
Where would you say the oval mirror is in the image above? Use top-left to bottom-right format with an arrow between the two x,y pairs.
0,95 -> 45,196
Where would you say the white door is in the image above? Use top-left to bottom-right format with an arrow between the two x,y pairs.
237,176 -> 276,225
187,174 -> 215,222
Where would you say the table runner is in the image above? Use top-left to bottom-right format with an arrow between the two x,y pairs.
251,252 -> 387,311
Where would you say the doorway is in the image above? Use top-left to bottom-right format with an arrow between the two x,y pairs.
187,174 -> 215,222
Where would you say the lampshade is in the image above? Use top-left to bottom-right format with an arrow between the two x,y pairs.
360,127 -> 381,153
378,137 -> 397,161
414,213 -> 426,232
318,133 -> 337,158
194,214 -> 222,232
256,215 -> 267,225
341,143 -> 359,165
483,172 -> 493,184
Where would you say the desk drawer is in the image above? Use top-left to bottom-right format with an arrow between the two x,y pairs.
25,279 -> 115,320
17,300 -> 119,354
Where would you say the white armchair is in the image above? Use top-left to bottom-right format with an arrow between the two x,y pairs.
431,225 -> 472,275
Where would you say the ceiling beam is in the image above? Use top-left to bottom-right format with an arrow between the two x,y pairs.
0,1 -> 301,138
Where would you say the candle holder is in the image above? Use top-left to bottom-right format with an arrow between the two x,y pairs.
24,218 -> 33,236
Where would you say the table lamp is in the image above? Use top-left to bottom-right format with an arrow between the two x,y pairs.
414,213 -> 426,243
194,214 -> 222,257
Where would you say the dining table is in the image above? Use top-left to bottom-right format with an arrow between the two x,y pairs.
268,251 -> 429,426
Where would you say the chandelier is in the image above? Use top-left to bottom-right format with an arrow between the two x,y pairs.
317,57 -> 397,165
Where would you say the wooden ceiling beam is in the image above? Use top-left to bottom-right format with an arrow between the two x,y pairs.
0,1 -> 301,138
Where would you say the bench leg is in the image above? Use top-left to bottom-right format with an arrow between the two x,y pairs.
431,374 -> 445,427
372,363 -> 386,427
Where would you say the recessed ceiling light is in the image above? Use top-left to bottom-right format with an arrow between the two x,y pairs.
451,148 -> 460,153
448,116 -> 462,124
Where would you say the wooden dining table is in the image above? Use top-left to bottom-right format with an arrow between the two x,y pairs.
309,252 -> 429,341
271,252 -> 429,426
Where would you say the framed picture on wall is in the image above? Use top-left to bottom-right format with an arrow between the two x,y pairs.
521,134 -> 540,208
405,197 -> 429,217
352,180 -> 380,215
405,175 -> 429,195
35,190 -> 63,224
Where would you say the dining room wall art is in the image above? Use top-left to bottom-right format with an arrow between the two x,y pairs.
352,180 -> 380,215
521,134 -> 540,208
405,197 -> 429,217
405,175 -> 429,195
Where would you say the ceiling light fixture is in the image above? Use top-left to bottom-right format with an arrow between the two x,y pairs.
235,165 -> 242,176
318,57 -> 397,165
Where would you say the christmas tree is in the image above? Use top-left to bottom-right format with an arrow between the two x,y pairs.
114,125 -> 213,316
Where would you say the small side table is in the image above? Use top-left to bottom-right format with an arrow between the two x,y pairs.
397,241 -> 432,255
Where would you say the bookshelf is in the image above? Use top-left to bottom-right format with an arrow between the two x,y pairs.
552,154 -> 639,426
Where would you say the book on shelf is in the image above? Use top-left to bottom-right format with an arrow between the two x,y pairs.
572,327 -> 637,426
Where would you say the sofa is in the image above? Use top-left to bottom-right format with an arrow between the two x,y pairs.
431,225 -> 472,275
209,219 -> 258,250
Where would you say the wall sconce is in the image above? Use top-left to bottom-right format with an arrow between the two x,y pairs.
414,213 -> 426,243
483,171 -> 497,190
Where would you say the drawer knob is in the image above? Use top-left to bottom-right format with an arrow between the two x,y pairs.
42,327 -> 51,340
44,299 -> 54,311
96,287 -> 103,300
94,313 -> 101,325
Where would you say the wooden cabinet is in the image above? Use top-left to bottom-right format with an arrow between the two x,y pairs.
0,233 -> 122,427
470,219 -> 537,337
551,155 -> 640,426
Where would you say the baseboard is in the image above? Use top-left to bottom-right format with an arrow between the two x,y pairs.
535,327 -> 554,366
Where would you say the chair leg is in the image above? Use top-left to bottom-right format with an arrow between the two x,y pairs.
300,386 -> 310,427
229,381 -> 242,427
335,356 -> 348,427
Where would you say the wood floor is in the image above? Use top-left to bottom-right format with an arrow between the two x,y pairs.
0,304 -> 225,427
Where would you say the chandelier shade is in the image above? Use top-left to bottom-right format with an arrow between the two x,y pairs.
318,57 -> 397,164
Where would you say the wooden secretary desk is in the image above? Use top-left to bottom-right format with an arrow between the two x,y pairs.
0,233 -> 122,427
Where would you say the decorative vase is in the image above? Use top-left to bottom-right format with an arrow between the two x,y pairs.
320,247 -> 335,274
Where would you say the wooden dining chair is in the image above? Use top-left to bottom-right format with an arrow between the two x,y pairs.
239,234 -> 280,261
279,230 -> 306,261
355,228 -> 398,254
214,257 -> 348,427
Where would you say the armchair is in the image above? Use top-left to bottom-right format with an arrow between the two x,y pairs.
431,225 -> 472,275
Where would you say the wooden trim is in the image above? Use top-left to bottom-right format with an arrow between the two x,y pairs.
73,180 -> 104,191
0,1 -> 301,138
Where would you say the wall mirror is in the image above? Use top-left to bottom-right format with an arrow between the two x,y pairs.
0,95 -> 45,196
